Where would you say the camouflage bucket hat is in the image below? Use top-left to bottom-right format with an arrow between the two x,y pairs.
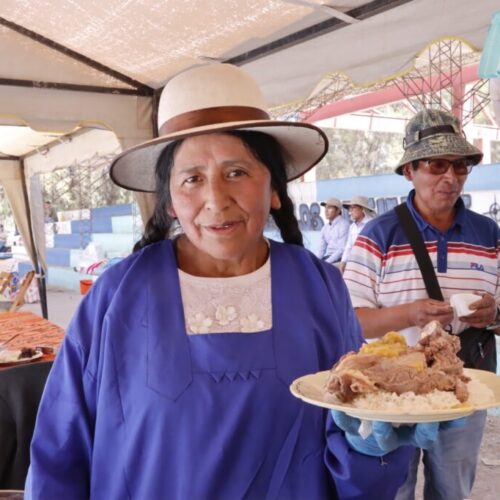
395,109 -> 483,175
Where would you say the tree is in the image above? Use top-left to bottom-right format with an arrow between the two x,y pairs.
315,128 -> 403,180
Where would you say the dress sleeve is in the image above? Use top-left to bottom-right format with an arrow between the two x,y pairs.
25,271 -> 117,499
25,334 -> 95,499
319,255 -> 412,498
324,416 -> 413,499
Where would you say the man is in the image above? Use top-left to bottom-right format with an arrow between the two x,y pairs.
44,201 -> 57,223
344,108 -> 500,500
339,195 -> 376,272
317,197 -> 349,264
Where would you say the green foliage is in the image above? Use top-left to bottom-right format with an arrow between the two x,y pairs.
0,186 -> 14,230
41,163 -> 133,211
315,128 -> 403,180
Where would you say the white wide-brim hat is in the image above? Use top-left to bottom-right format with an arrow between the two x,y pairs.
342,195 -> 376,214
320,197 -> 342,210
110,64 -> 329,192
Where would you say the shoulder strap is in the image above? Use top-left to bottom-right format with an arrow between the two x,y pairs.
395,203 -> 444,301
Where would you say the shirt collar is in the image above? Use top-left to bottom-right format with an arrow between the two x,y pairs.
406,189 -> 465,232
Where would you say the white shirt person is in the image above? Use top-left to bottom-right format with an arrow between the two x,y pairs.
340,195 -> 376,271
317,197 -> 349,264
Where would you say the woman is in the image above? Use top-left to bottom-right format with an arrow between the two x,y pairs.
27,64 -> 431,499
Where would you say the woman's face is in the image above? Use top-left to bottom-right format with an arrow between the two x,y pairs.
169,133 -> 281,276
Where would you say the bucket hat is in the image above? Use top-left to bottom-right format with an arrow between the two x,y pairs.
320,197 -> 342,210
395,108 -> 483,175
110,64 -> 329,192
342,195 -> 375,214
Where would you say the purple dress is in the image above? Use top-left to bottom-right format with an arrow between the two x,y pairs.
26,240 -> 412,499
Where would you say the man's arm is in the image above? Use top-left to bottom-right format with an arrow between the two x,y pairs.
317,227 -> 327,259
328,222 -> 349,263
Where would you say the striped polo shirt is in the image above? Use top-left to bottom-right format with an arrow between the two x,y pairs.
344,189 -> 500,345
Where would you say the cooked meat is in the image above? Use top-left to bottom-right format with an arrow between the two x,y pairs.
325,321 -> 469,403
18,347 -> 37,359
416,328 -> 463,376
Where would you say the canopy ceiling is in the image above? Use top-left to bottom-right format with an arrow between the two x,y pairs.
0,0 -> 498,318
0,0 -> 497,156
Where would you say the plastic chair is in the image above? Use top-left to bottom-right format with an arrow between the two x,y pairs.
0,273 -> 12,296
0,271 -> 36,313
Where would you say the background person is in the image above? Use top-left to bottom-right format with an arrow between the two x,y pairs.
316,197 -> 349,264
27,65 -> 444,499
43,201 -> 57,223
343,108 -> 500,500
0,224 -> 8,252
339,195 -> 376,272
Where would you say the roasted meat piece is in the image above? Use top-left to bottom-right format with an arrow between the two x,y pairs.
18,347 -> 37,359
325,321 -> 469,403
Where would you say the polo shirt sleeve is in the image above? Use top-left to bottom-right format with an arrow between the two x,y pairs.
343,232 -> 382,309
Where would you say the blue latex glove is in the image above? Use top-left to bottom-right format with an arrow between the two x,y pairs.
331,410 -> 467,457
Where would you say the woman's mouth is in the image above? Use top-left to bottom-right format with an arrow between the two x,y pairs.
205,221 -> 240,232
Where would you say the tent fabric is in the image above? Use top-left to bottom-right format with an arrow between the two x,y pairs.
0,0 -> 499,317
0,1 -> 497,106
0,160 -> 37,267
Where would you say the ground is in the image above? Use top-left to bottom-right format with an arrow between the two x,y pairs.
470,415 -> 500,500
413,415 -> 499,500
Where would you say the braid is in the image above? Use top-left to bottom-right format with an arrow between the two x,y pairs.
271,192 -> 303,246
133,141 -> 182,252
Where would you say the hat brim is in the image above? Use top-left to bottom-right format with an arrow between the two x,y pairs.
110,120 -> 328,192
342,202 -> 375,213
321,201 -> 340,207
395,133 -> 483,175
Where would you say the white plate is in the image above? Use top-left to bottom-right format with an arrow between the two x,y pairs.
0,349 -> 44,366
290,368 -> 500,423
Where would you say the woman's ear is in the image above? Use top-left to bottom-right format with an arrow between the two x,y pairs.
167,205 -> 177,218
270,191 -> 281,210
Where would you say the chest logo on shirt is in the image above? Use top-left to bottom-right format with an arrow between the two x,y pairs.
471,262 -> 484,271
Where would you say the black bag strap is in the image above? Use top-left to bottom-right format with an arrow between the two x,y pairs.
395,203 -> 444,301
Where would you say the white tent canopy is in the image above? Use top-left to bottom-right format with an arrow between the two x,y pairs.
0,0 -> 498,316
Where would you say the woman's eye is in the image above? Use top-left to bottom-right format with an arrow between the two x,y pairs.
184,175 -> 201,184
228,169 -> 247,178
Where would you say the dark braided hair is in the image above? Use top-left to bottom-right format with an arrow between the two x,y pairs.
133,130 -> 303,251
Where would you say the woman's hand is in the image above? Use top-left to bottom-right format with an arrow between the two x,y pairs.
460,293 -> 498,328
407,299 -> 454,329
331,410 -> 466,456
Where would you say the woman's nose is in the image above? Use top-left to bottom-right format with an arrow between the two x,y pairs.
204,177 -> 230,210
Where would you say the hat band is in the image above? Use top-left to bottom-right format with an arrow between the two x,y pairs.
159,106 -> 270,136
404,124 -> 458,148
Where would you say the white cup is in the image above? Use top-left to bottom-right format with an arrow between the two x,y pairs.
450,293 -> 480,317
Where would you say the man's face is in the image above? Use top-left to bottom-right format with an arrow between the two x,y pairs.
349,205 -> 364,222
324,205 -> 339,222
404,155 -> 468,219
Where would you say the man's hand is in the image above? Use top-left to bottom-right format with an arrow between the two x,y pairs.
460,293 -> 498,328
407,298 -> 454,328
